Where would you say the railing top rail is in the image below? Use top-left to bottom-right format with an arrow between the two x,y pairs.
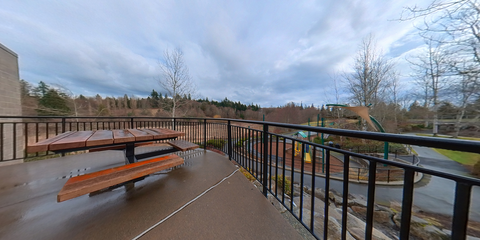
3,116 -> 480,154
229,120 -> 480,154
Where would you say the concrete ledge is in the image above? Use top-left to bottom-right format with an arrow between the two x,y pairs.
0,159 -> 23,167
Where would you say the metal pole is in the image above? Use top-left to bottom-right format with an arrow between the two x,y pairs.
384,142 -> 389,160
227,120 -> 232,160
321,117 -> 325,173
262,123 -> 269,197
61,117 -> 66,133
308,118 -> 311,141
203,119 -> 207,150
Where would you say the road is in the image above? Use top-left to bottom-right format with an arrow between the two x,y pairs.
273,145 -> 480,222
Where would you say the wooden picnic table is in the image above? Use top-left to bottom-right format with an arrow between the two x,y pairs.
28,128 -> 186,164
28,128 -> 200,202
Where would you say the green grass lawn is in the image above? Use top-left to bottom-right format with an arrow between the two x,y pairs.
434,149 -> 480,166
415,134 -> 480,166
416,133 -> 480,141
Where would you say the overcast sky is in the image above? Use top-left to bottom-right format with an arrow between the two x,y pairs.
0,0 -> 430,107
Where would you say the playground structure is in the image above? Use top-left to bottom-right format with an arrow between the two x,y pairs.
293,131 -> 312,163
326,104 -> 389,160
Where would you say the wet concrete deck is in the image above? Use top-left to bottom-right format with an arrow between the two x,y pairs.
0,149 -> 303,240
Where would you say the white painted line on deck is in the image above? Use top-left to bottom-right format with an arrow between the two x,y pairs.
132,168 -> 240,240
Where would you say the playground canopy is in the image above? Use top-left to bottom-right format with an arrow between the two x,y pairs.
294,131 -> 308,138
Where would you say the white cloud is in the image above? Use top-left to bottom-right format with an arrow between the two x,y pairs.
0,0 -> 431,107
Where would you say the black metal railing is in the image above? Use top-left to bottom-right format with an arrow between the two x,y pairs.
1,116 -> 480,239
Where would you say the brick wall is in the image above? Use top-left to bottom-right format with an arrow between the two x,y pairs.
0,43 -> 24,162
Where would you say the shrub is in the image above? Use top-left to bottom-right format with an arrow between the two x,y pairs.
272,175 -> 291,195
239,167 -> 256,181
206,139 -> 226,148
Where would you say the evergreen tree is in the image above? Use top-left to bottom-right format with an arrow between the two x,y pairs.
37,89 -> 71,116
150,89 -> 159,100
34,81 -> 49,97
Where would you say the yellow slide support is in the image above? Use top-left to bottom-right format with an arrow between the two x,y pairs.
304,152 -> 312,163
294,142 -> 301,156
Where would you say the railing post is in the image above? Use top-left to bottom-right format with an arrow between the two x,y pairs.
203,119 -> 207,150
227,120 -> 232,160
24,122 -> 28,160
262,124 -> 269,197
173,118 -> 176,130
130,118 -> 134,128
61,117 -> 66,133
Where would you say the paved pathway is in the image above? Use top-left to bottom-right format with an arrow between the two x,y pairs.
0,149 -> 302,240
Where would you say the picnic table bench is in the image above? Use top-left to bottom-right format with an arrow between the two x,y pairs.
28,128 -> 199,202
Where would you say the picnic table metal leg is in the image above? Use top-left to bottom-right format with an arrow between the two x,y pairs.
125,143 -> 137,164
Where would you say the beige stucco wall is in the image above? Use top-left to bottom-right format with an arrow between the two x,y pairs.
0,43 -> 24,163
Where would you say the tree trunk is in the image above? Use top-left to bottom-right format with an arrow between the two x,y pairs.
453,109 -> 466,138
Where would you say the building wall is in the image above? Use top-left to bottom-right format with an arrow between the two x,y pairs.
0,43 -> 24,163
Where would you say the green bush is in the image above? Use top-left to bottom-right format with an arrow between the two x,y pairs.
272,175 -> 291,195
236,137 -> 249,147
206,139 -> 226,148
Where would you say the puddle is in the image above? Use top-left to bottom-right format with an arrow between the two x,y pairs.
6,167 -> 92,189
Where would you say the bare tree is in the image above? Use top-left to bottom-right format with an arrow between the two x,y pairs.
403,1 -> 480,136
402,0 -> 479,74
388,71 -> 402,126
408,39 -> 451,135
343,35 -> 395,108
452,71 -> 480,137
158,48 -> 195,118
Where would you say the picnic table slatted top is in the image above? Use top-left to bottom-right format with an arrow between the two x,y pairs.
28,128 -> 184,153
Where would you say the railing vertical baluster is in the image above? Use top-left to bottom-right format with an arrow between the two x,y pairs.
248,128 -> 251,174
24,123 -> 28,159
324,149 -> 331,240
451,182 -> 472,240
203,119 -> 207,150
275,136 -> 279,197
35,122 -> 39,156
282,139 -> 286,205
0,123 -> 3,161
263,124 -> 269,197
300,143 -> 305,221
13,123 -> 17,159
228,121 -> 232,159
365,161 -> 377,240
46,123 -> 49,139
399,169 -> 415,240
62,117 -> 66,133
342,154 -> 350,239
269,134 -> 273,192
310,146 -> 316,231
290,139 -> 295,212
130,118 -> 134,128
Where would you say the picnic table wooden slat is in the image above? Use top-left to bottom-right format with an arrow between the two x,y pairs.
168,140 -> 199,151
27,131 -> 76,153
150,128 -> 184,138
139,129 -> 166,140
49,131 -> 95,151
57,154 -> 184,202
86,130 -> 114,147
112,130 -> 135,143
127,129 -> 154,141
